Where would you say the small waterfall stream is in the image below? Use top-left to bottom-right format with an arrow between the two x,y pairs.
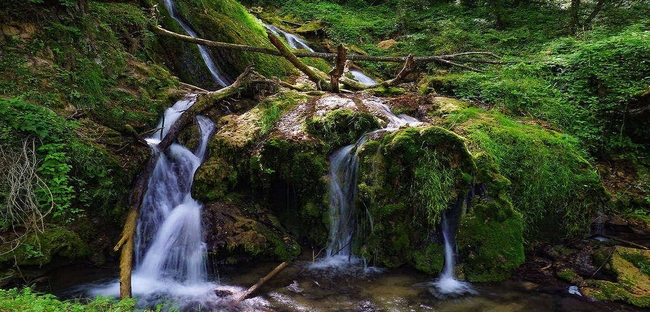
89,95 -> 223,308
350,69 -> 378,86
163,0 -> 230,86
263,24 -> 315,52
313,99 -> 419,269
430,216 -> 476,297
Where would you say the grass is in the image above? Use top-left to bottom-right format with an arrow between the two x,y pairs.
0,288 -> 135,312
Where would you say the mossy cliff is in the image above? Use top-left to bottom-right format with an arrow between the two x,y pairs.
0,0 -> 182,281
191,90 -> 608,281
156,0 -> 296,89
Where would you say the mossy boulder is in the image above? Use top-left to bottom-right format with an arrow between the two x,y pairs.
202,200 -> 300,263
0,227 -> 90,285
355,126 -> 476,270
305,109 -> 380,152
582,246 -> 650,308
441,102 -> 606,241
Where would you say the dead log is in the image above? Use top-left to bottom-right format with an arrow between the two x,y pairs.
267,30 -> 332,91
155,26 -> 504,67
233,262 -> 289,305
328,44 -> 347,93
383,54 -> 414,87
113,66 -> 256,299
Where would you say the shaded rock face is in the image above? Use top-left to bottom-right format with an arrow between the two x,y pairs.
194,91 -> 607,282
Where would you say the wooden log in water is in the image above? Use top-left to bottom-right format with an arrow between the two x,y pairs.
233,262 -> 289,305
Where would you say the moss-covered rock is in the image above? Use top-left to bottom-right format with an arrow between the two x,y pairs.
202,200 -> 300,263
443,103 -> 607,241
0,227 -> 90,285
582,246 -> 650,308
355,126 -> 476,270
305,109 -> 380,152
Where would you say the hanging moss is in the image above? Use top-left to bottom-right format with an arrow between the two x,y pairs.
356,126 -> 476,269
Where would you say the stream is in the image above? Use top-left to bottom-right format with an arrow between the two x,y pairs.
46,256 -> 636,312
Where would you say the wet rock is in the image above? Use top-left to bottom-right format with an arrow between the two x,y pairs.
581,246 -> 650,308
356,300 -> 378,312
286,280 -> 303,293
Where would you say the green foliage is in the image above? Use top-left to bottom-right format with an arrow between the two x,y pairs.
449,107 -> 605,240
0,288 -> 135,312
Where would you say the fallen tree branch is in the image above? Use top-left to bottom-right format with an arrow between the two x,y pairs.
179,81 -> 209,93
113,66 -> 256,299
383,54 -> 414,86
155,25 -> 502,67
233,262 -> 289,305
267,30 -> 332,91
434,58 -> 485,73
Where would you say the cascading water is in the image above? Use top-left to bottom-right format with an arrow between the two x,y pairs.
163,0 -> 230,86
312,98 -> 419,269
89,95 -> 222,308
263,24 -> 315,52
430,216 -> 476,297
349,69 -> 378,86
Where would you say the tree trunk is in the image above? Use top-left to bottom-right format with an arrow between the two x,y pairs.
570,0 -> 581,34
329,44 -> 347,93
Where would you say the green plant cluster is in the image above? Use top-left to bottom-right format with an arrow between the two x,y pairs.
0,288 -> 135,312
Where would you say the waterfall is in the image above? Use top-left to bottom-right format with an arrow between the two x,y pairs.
263,24 -> 314,52
430,216 -> 476,297
89,95 -> 221,307
312,98 -> 419,269
349,69 -> 378,86
162,0 -> 230,86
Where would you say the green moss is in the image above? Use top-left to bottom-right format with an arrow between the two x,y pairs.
172,0 -> 296,80
0,227 -> 90,268
413,243 -> 444,275
557,269 -> 580,283
356,126 -> 477,270
447,107 -> 605,241
253,138 -> 329,244
583,247 -> 650,308
305,109 -> 380,151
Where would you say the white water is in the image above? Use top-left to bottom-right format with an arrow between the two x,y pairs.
263,24 -> 315,52
313,98 -> 419,269
431,217 -> 476,297
89,96 -> 227,309
163,0 -> 230,86
350,69 -> 378,86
